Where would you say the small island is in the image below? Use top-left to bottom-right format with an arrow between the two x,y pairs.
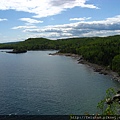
6,48 -> 27,54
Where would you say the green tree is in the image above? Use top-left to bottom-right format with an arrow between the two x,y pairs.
97,88 -> 120,115
112,54 -> 120,74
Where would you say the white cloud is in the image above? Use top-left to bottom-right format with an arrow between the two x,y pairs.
81,30 -> 120,37
69,17 -> 91,21
0,18 -> 7,21
104,15 -> 120,24
0,0 -> 98,18
12,25 -> 37,30
19,18 -> 43,25
21,15 -> 120,39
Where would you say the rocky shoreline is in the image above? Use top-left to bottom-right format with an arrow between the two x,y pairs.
49,52 -> 120,82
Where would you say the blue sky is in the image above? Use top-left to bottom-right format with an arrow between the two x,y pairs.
0,0 -> 120,43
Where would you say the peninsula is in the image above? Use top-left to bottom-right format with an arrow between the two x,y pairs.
0,35 -> 120,80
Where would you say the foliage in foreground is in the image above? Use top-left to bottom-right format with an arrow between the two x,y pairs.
97,88 -> 120,115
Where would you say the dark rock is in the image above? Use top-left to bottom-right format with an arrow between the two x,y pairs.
94,68 -> 102,72
106,93 -> 120,105
106,98 -> 113,105
103,72 -> 108,75
65,54 -> 71,56
113,94 -> 120,101
78,60 -> 84,64
117,91 -> 120,94
78,57 -> 83,61
100,71 -> 108,75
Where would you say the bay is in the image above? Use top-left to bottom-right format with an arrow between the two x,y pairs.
0,50 -> 120,115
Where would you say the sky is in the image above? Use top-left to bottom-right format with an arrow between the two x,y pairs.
0,0 -> 120,43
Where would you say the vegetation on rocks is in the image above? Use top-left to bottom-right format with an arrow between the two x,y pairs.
97,88 -> 120,115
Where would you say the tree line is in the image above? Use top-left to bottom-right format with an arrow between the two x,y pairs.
0,35 -> 120,74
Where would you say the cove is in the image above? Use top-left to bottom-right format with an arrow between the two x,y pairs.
0,50 -> 120,115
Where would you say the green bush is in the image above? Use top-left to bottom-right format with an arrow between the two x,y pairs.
112,54 -> 120,74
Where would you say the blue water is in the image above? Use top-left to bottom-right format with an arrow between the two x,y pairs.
0,50 -> 120,115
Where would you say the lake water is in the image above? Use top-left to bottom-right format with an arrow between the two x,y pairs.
0,50 -> 120,115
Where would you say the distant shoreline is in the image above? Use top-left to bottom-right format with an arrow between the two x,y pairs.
49,52 -> 120,83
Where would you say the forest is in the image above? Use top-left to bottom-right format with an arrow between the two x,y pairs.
0,35 -> 120,75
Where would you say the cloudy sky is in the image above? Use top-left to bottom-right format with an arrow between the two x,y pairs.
0,0 -> 120,43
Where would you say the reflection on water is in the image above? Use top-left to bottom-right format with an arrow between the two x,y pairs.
0,50 -> 120,115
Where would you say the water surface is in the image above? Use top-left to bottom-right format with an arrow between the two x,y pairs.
0,50 -> 120,115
